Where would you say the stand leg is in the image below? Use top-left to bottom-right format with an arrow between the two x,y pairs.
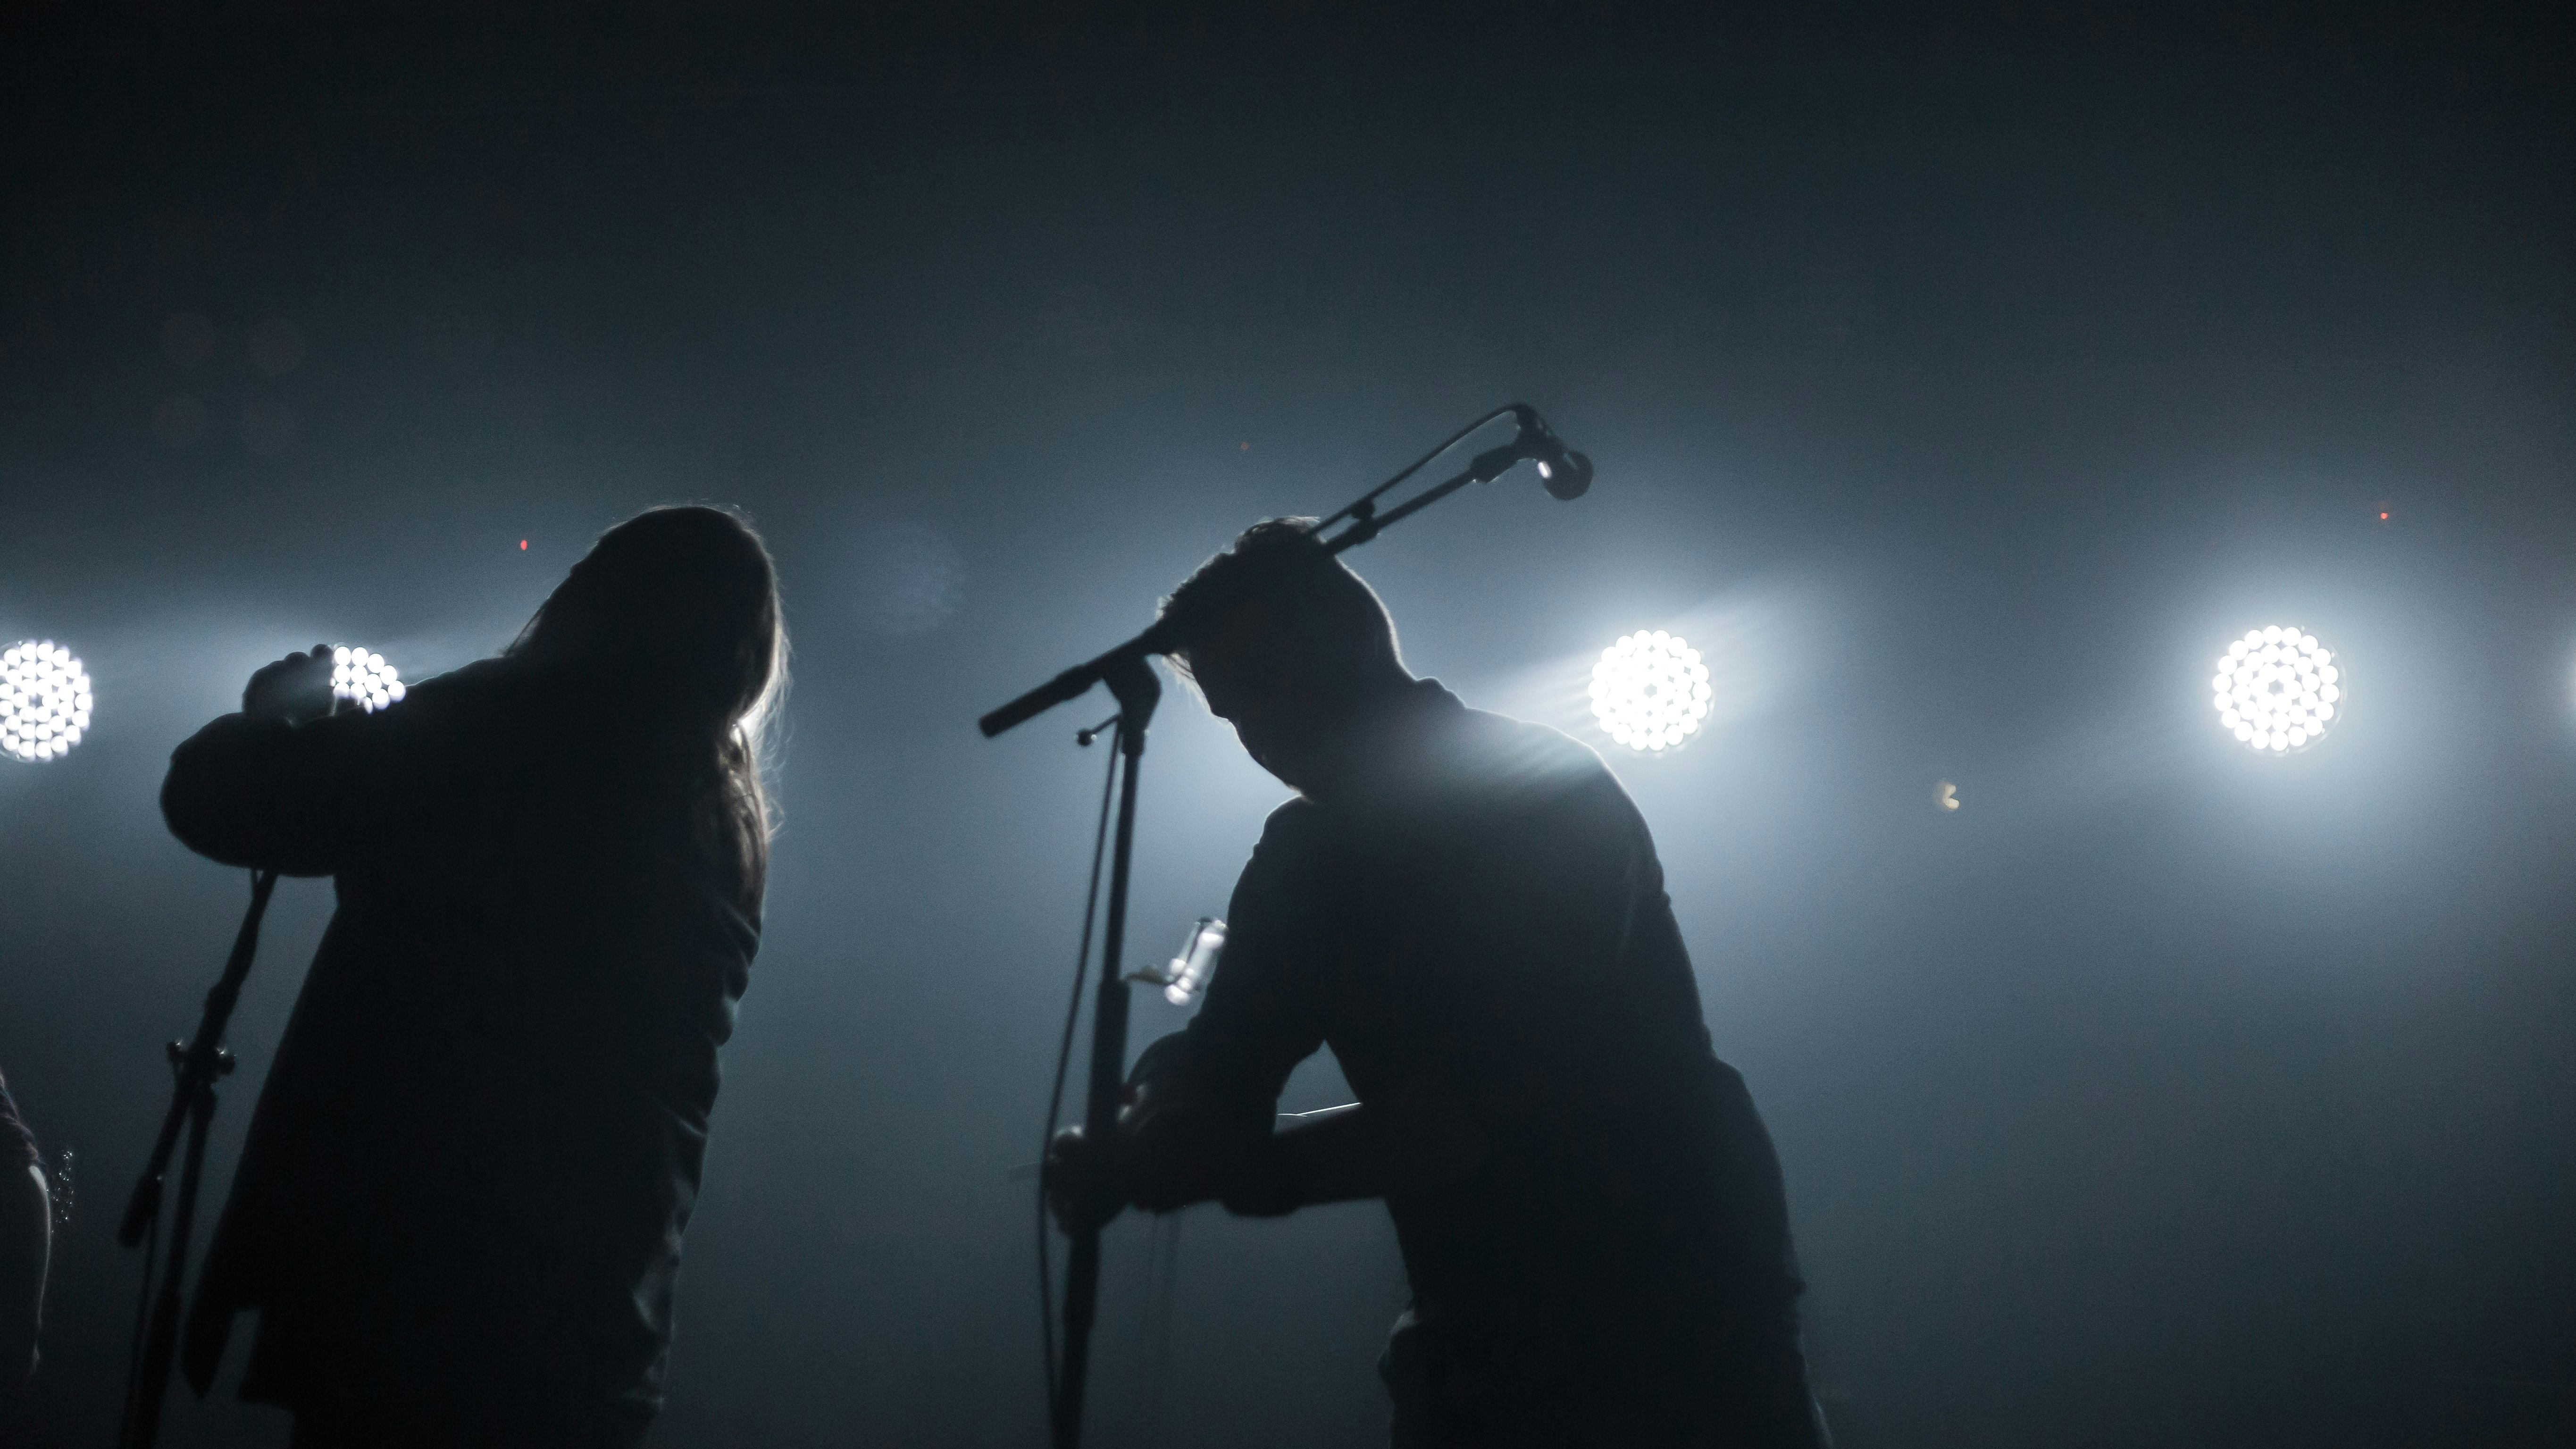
117,868 -> 273,1449
121,1084 -> 214,1449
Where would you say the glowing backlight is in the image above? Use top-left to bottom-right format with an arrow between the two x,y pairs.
332,646 -> 407,713
2213,625 -> 2340,753
1,640 -> 93,763
1590,631 -> 1713,753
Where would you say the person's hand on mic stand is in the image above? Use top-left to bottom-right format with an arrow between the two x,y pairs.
1046,1089 -> 1304,1232
1044,1087 -> 1238,1233
1043,1126 -> 1128,1237
242,646 -> 338,723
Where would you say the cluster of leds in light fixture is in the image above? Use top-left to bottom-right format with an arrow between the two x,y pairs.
2,641 -> 93,763
2214,625 -> 2340,752
332,645 -> 405,712
1590,630 -> 1713,753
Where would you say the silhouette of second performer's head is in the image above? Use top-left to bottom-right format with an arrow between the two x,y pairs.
1162,518 -> 1413,799
512,504 -> 787,894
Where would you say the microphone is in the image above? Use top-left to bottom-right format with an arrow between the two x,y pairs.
1511,409 -> 1594,500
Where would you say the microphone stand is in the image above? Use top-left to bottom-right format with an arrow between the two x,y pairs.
1048,655 -> 1155,1449
117,866 -> 277,1449
987,402 -> 1588,1449
116,678 -> 356,1446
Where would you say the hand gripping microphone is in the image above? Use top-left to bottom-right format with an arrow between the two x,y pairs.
1512,406 -> 1594,499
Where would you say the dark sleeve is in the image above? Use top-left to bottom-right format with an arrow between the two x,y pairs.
159,673 -> 484,876
1129,804 -> 1330,1122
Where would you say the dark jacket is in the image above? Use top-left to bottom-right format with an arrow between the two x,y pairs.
161,659 -> 756,1441
1133,682 -> 1822,1442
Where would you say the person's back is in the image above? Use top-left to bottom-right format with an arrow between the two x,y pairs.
161,506 -> 784,1449
1149,688 -> 1817,1442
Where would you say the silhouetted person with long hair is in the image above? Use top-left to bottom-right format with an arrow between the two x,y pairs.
161,506 -> 785,1449
1054,520 -> 1828,1448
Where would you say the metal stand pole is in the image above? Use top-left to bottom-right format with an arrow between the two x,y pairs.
117,867 -> 275,1449
1051,655 -> 1159,1449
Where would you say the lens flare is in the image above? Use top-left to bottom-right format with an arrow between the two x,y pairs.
2212,625 -> 2340,753
1589,630 -> 1714,754
1,640 -> 94,763
330,645 -> 407,713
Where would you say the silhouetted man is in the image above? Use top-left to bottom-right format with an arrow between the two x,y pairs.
1055,519 -> 1829,1448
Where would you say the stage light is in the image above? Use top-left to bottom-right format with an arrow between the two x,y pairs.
2212,625 -> 2340,753
1589,630 -> 1713,753
1,640 -> 94,763
331,646 -> 406,713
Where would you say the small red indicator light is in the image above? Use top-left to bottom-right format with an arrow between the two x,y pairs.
519,539 -> 528,549
2378,512 -> 2388,520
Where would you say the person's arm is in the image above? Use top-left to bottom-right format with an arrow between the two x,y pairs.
1207,1081 -> 1488,1216
0,1159 -> 47,1396
160,647 -> 407,875
1048,808 -> 1332,1230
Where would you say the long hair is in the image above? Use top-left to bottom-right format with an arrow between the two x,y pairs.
508,505 -> 786,905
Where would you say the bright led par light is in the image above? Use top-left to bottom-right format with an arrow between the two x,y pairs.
1589,630 -> 1713,753
2213,625 -> 2340,753
331,646 -> 405,712
1,640 -> 93,763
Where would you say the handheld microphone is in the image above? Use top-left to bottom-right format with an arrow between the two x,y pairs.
1510,408 -> 1594,499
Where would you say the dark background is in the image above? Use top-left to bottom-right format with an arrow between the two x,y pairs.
2,3 -> 2571,1445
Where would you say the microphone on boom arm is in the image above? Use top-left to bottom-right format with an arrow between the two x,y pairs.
1512,406 -> 1593,500
978,402 -> 1592,743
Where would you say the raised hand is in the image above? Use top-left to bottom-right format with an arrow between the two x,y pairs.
242,645 -> 338,723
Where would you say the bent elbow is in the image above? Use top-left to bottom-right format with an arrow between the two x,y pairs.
160,733 -> 247,864
158,716 -> 329,872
